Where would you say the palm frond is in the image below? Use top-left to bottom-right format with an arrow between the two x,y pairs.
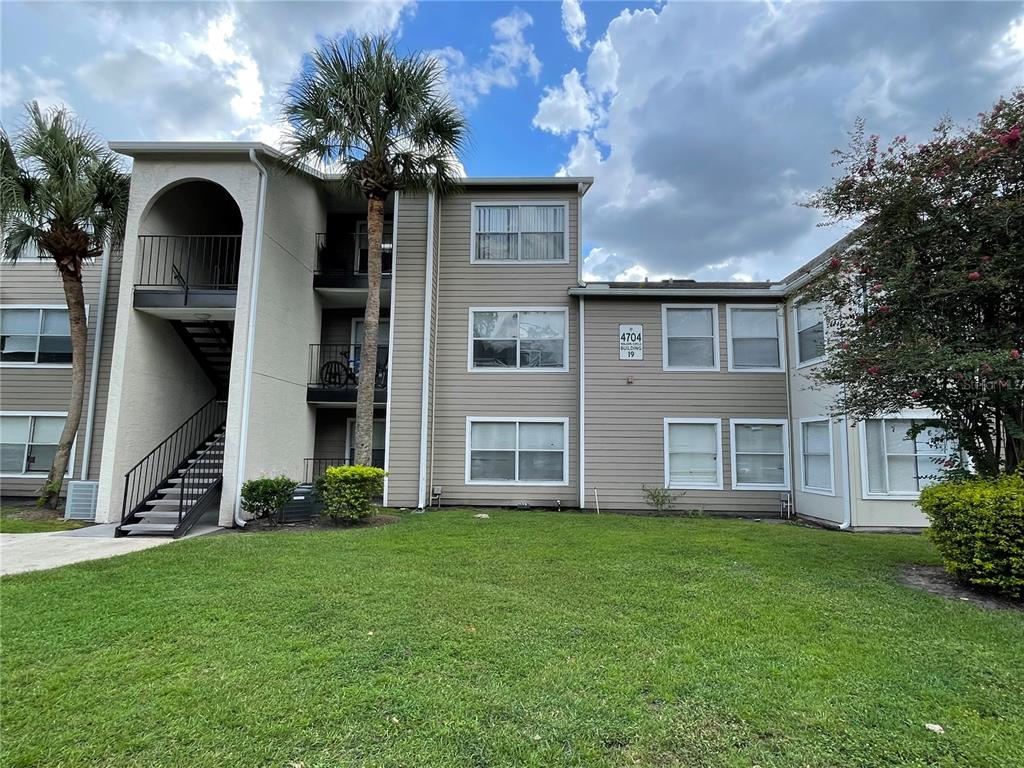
1,101 -> 129,267
282,33 -> 468,199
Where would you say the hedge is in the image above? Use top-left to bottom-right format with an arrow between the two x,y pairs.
919,474 -> 1024,598
314,465 -> 386,524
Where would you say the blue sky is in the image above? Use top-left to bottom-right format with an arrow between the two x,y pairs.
2,1 -> 1022,281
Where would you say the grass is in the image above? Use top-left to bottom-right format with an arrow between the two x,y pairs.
1,511 -> 1022,768
0,506 -> 88,534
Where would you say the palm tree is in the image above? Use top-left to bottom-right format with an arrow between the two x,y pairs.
283,34 -> 467,466
1,102 -> 130,507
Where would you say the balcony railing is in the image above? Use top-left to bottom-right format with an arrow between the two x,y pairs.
314,232 -> 393,287
307,344 -> 388,395
136,235 -> 241,290
303,457 -> 350,483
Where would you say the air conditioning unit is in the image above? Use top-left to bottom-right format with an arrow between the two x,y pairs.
65,481 -> 99,521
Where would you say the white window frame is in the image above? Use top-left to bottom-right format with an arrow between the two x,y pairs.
729,418 -> 791,491
859,411 -> 953,501
469,201 -> 570,264
0,410 -> 75,477
350,318 -> 391,359
725,304 -> 786,373
464,416 -> 570,486
661,304 -> 720,372
798,417 -> 835,496
793,300 -> 827,368
0,304 -> 85,369
467,307 -> 569,373
663,417 -> 724,490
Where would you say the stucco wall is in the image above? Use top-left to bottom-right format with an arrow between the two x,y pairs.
96,156 -> 260,523
227,163 -> 324,523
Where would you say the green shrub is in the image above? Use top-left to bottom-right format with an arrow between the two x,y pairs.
919,474 -> 1024,598
241,476 -> 299,526
314,465 -> 386,524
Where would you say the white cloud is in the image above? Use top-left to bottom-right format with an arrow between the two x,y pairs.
561,0 -> 587,51
586,36 -> 619,97
67,0 -> 414,143
433,9 -> 542,108
1,66 -> 67,111
547,2 -> 1024,281
533,69 -> 595,135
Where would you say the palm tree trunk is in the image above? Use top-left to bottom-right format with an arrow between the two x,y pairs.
40,270 -> 88,507
354,195 -> 386,466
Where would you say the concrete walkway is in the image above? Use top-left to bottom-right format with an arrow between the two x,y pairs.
0,523 -> 222,577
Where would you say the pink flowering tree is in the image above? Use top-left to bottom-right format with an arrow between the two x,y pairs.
803,90 -> 1023,475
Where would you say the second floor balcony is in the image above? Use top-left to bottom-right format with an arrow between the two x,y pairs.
133,234 -> 241,313
314,230 -> 393,291
307,343 -> 388,404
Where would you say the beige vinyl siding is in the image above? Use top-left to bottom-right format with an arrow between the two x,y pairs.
1,250 -> 122,495
385,192 -> 428,506
583,298 -> 788,514
429,188 -> 580,507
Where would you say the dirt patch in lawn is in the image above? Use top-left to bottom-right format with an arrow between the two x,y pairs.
898,565 -> 1022,612
242,514 -> 403,534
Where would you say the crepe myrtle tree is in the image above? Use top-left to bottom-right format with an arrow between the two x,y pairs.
283,34 -> 466,466
802,90 -> 1023,476
1,103 -> 129,507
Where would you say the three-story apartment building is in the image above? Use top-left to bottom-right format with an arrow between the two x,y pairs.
0,142 -> 946,534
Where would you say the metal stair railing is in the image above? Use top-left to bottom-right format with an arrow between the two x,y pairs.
120,397 -> 227,526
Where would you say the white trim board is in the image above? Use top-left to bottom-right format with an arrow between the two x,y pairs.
0,410 -> 76,478
797,416 -> 835,497
467,306 -> 570,373
464,416 -> 570,487
729,418 -> 791,492
724,304 -> 786,373
661,303 -> 721,372
663,417 -> 724,491
469,201 -> 571,264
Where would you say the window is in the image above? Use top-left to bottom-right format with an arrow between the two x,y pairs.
730,419 -> 789,490
354,220 -> 393,274
345,418 -> 386,469
726,305 -> 784,371
795,302 -> 825,366
800,418 -> 834,494
466,418 -> 568,484
469,308 -> 567,371
664,419 -> 723,490
662,305 -> 719,370
0,413 -> 69,475
864,418 -> 954,497
1,307 -> 72,365
471,203 -> 568,262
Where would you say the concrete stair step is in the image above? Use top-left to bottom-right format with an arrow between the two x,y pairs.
119,523 -> 176,534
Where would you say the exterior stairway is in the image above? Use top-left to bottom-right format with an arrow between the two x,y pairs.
116,397 -> 227,538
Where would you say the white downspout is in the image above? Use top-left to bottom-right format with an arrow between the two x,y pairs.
416,191 -> 436,508
578,295 -> 586,509
233,149 -> 268,527
80,244 -> 111,479
381,192 -> 400,506
838,410 -> 853,530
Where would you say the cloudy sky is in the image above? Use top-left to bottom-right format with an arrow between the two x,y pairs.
2,1 -> 1022,282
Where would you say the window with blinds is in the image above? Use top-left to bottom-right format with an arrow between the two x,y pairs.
471,204 -> 567,262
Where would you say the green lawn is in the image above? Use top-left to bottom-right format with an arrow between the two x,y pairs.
0,506 -> 88,533
1,511 -> 1022,767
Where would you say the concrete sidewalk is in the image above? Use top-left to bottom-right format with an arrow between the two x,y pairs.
0,523 -> 222,577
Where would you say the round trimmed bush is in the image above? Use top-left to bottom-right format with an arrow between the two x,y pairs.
314,465 -> 386,524
919,474 -> 1024,599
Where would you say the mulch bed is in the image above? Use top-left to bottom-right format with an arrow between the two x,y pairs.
898,565 -> 1022,612
241,513 -> 403,534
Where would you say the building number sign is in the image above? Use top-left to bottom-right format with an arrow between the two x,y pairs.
619,324 -> 643,360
